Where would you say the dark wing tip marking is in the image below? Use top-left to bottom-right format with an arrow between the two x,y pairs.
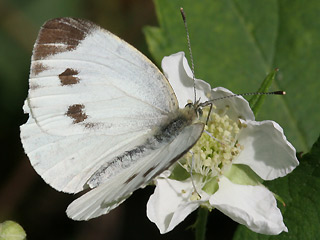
33,18 -> 96,60
66,104 -> 88,124
59,68 -> 80,85
31,62 -> 49,76
30,83 -> 40,90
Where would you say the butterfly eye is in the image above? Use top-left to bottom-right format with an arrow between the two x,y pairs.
185,102 -> 193,108
197,108 -> 203,117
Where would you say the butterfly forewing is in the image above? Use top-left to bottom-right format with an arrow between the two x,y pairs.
27,18 -> 178,136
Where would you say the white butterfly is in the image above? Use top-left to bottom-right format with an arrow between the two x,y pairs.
20,18 -> 205,220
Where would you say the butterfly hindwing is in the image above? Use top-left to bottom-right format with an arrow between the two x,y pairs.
67,123 -> 204,220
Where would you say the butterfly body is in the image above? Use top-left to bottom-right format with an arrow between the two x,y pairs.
88,105 -> 199,188
20,17 -> 204,220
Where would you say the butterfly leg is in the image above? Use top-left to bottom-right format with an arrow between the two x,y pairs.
188,150 -> 201,200
204,130 -> 225,146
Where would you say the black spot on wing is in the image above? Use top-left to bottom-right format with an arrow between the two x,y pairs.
66,104 -> 87,123
59,68 -> 80,85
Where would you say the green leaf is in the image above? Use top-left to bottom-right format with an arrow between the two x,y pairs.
144,0 -> 320,152
233,135 -> 320,240
248,69 -> 279,116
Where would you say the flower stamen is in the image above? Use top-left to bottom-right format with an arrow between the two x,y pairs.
181,106 -> 244,196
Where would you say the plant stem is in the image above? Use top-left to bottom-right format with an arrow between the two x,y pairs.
195,207 -> 208,240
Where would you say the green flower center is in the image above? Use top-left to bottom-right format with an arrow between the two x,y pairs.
180,106 -> 245,194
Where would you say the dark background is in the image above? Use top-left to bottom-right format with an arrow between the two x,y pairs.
0,0 -> 237,239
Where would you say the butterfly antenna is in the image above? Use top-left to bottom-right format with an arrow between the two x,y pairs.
180,8 -> 197,103
201,91 -> 286,106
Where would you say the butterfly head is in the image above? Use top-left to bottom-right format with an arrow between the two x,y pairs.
184,99 -> 204,122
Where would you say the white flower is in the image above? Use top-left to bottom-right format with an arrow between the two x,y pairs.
146,52 -> 299,235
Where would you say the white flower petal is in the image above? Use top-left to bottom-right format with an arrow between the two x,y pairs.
210,176 -> 288,235
161,52 -> 255,121
210,87 -> 255,121
161,52 -> 211,107
147,177 -> 208,234
234,120 -> 299,180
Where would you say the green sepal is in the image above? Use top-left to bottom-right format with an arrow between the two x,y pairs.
169,162 -> 190,181
202,177 -> 219,195
249,69 -> 279,116
224,164 -> 263,186
273,192 -> 286,207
